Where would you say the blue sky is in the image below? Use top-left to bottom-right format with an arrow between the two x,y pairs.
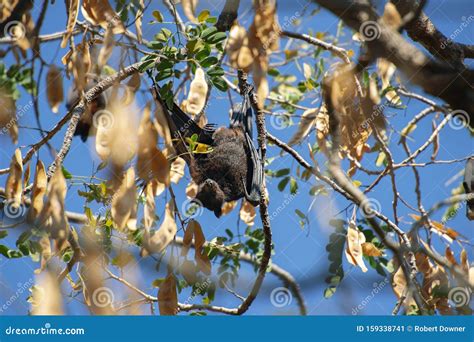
0,0 -> 473,315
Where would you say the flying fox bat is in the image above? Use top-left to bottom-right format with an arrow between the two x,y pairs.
151,84 -> 263,218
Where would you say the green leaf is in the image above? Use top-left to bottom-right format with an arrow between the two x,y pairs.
146,41 -> 164,50
200,56 -> 218,68
156,59 -> 174,71
274,168 -> 290,177
211,76 -> 228,92
295,209 -> 306,219
200,27 -> 218,41
1,245 -> 11,257
152,10 -> 164,22
0,231 -> 8,239
207,32 -> 227,44
324,286 -> 337,298
195,46 -> 211,61
268,68 -> 280,77
97,161 -> 108,171
375,151 -> 387,167
198,10 -> 210,23
16,231 -> 31,246
156,68 -> 174,81
207,66 -> 224,77
61,166 -> 72,179
289,178 -> 298,194
278,177 -> 290,192
156,28 -> 172,42
138,59 -> 155,73
225,229 -> 234,239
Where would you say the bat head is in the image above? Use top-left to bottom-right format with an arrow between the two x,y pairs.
195,179 -> 225,218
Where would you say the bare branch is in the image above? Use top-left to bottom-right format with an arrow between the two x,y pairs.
391,0 -> 473,68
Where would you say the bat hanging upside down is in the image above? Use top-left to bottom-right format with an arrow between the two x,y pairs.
151,83 -> 263,217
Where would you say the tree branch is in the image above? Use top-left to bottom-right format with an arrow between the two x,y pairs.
236,70 -> 273,315
312,0 -> 474,129
46,62 -> 141,178
391,0 -> 473,69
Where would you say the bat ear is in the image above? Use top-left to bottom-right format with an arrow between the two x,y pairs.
214,208 -> 222,218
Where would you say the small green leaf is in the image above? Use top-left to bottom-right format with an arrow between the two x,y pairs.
207,66 -> 224,77
152,10 -> 164,22
375,151 -> 387,167
324,286 -> 337,298
16,231 -> 31,246
268,68 -> 280,77
195,47 -> 211,61
200,56 -> 218,68
274,168 -> 290,177
211,76 -> 228,92
197,10 -> 210,23
200,27 -> 218,40
278,177 -> 290,192
295,209 -> 306,219
289,178 -> 298,194
138,59 -> 155,73
156,68 -> 173,81
61,166 -> 72,179
207,32 -> 227,44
